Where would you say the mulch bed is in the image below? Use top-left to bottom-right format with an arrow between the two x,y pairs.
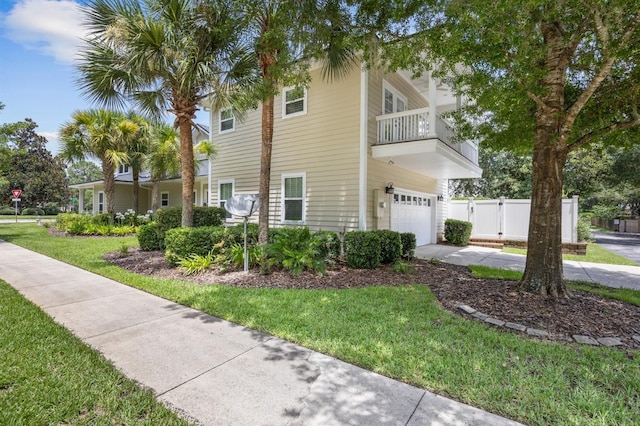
104,247 -> 640,351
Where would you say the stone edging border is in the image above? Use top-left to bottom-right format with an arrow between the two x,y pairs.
455,303 -> 640,348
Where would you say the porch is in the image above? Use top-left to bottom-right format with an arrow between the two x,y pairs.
372,108 -> 482,179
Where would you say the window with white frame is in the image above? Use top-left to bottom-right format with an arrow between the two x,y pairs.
382,80 -> 407,114
219,108 -> 235,133
160,192 -> 169,207
282,173 -> 305,223
118,164 -> 130,174
98,191 -> 104,213
218,180 -> 234,219
282,86 -> 307,118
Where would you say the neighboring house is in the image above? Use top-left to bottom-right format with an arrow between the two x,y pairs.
207,62 -> 482,245
70,125 -> 210,214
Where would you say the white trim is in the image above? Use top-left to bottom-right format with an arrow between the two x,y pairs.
382,79 -> 407,114
218,179 -> 235,221
98,191 -> 104,214
160,191 -> 169,207
282,86 -> 307,118
281,172 -> 306,224
359,67 -> 368,230
218,108 -> 235,134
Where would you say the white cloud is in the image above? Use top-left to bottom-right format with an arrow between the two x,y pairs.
3,0 -> 87,64
39,131 -> 60,154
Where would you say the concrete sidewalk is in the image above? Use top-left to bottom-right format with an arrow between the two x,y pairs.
0,239 -> 522,426
415,244 -> 640,290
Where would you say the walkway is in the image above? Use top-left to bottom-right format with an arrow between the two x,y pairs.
415,244 -> 640,290
0,240 -> 522,426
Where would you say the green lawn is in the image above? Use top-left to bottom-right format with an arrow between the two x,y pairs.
502,242 -> 640,266
1,223 -> 639,425
0,277 -> 190,425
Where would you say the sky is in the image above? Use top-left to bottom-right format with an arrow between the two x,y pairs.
0,0 -> 206,155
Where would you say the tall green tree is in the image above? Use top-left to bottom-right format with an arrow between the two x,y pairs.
59,109 -> 136,213
78,0 -> 251,227
67,160 -> 102,212
235,0 -> 356,244
0,119 -> 68,209
122,113 -> 151,213
354,0 -> 640,297
146,123 -> 180,212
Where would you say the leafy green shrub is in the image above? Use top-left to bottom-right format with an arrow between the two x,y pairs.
226,243 -> 264,270
92,213 -> 114,225
42,202 -> 60,215
155,206 -> 182,231
400,233 -> 416,260
343,231 -> 381,269
224,223 -> 259,246
177,252 -> 215,275
313,230 -> 341,260
156,206 -> 226,231
444,219 -> 473,246
138,223 -> 165,251
591,204 -> 622,220
56,213 -> 91,234
0,207 -> 16,215
164,226 -> 220,265
577,216 -> 593,242
373,230 -> 402,264
264,227 -> 325,275
21,207 -> 45,216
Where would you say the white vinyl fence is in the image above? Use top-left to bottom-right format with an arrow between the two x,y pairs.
448,196 -> 579,243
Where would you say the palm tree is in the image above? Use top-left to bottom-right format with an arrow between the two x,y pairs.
122,112 -> 151,213
77,0 -> 251,227
59,109 -> 135,213
237,0 -> 356,244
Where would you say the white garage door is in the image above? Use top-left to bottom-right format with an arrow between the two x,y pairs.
390,191 -> 433,246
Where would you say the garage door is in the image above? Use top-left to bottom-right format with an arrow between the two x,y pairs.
390,191 -> 433,246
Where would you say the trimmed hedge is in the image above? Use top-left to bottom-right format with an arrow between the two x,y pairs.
314,230 -> 341,260
156,206 -> 226,231
373,230 -> 402,264
400,233 -> 417,260
444,219 -> 473,246
21,207 -> 45,216
137,223 -> 165,251
343,231 -> 381,269
163,224 -> 255,265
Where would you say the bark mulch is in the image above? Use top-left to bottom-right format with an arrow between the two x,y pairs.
105,248 -> 640,351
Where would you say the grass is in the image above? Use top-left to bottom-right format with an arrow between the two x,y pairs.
0,278 -> 190,425
470,265 -> 640,307
1,223 -> 639,425
502,242 -> 640,266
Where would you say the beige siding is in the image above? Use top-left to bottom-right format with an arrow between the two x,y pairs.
211,66 -> 362,233
366,69 -> 436,230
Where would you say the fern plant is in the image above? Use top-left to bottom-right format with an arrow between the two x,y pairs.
265,227 -> 326,275
177,252 -> 215,275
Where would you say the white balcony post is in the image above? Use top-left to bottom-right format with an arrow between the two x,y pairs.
428,71 -> 438,139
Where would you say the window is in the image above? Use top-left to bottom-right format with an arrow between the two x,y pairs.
282,173 -> 305,223
218,180 -> 234,219
282,86 -> 307,118
98,192 -> 104,213
219,108 -> 234,133
382,80 -> 407,114
193,191 -> 197,206
118,164 -> 129,174
160,192 -> 169,207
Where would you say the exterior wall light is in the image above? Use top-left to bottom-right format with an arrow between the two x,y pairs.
385,183 -> 395,194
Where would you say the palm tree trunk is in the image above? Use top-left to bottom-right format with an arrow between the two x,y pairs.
179,120 -> 195,227
258,95 -> 274,245
102,160 -> 116,214
151,180 -> 159,212
132,168 -> 140,213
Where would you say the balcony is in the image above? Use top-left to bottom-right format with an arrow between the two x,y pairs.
372,108 -> 482,179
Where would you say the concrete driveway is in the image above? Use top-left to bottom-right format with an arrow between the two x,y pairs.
592,230 -> 640,264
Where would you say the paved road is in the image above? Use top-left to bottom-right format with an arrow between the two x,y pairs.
593,230 -> 640,264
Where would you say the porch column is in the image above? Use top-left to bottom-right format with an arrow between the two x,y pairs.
428,71 -> 438,139
78,189 -> 85,213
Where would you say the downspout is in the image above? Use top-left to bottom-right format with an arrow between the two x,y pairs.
359,67 -> 369,230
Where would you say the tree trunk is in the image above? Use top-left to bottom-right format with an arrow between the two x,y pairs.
102,160 -> 116,214
151,180 -> 159,212
178,119 -> 195,227
132,168 -> 140,213
519,23 -> 570,297
258,95 -> 274,245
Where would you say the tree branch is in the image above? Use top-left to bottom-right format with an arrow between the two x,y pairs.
568,113 -> 640,152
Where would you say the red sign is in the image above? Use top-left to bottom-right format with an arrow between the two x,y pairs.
11,189 -> 21,198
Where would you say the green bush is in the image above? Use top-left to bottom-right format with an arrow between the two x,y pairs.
577,216 -> 593,242
92,213 -> 114,225
372,230 -> 402,264
21,207 -> 45,216
444,219 -> 473,246
56,213 -> 91,234
264,227 -> 326,275
343,231 -> 381,269
313,230 -> 341,260
164,226 -> 221,265
400,233 -> 416,260
0,207 -> 16,215
591,204 -> 622,220
138,223 -> 165,251
156,206 -> 226,231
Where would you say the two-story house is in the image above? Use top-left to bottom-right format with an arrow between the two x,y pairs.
207,62 -> 481,245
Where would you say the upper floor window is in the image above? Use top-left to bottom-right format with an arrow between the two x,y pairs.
218,180 -> 234,219
383,80 -> 407,114
219,108 -> 235,133
282,173 -> 305,223
118,164 -> 130,174
282,86 -> 307,118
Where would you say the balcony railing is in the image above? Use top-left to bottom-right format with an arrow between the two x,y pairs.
376,108 -> 478,164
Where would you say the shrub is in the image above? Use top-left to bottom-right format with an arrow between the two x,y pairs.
42,202 -> 60,215
164,226 -> 220,265
591,204 -> 622,220
177,252 -> 215,275
21,207 -> 45,216
226,243 -> 264,270
138,223 -> 165,251
577,215 -> 593,242
155,206 -> 182,231
400,233 -> 416,260
156,206 -> 226,231
264,227 -> 326,275
444,219 -> 473,246
0,207 -> 16,215
313,230 -> 341,260
373,230 -> 402,264
56,213 -> 91,234
343,231 -> 381,269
